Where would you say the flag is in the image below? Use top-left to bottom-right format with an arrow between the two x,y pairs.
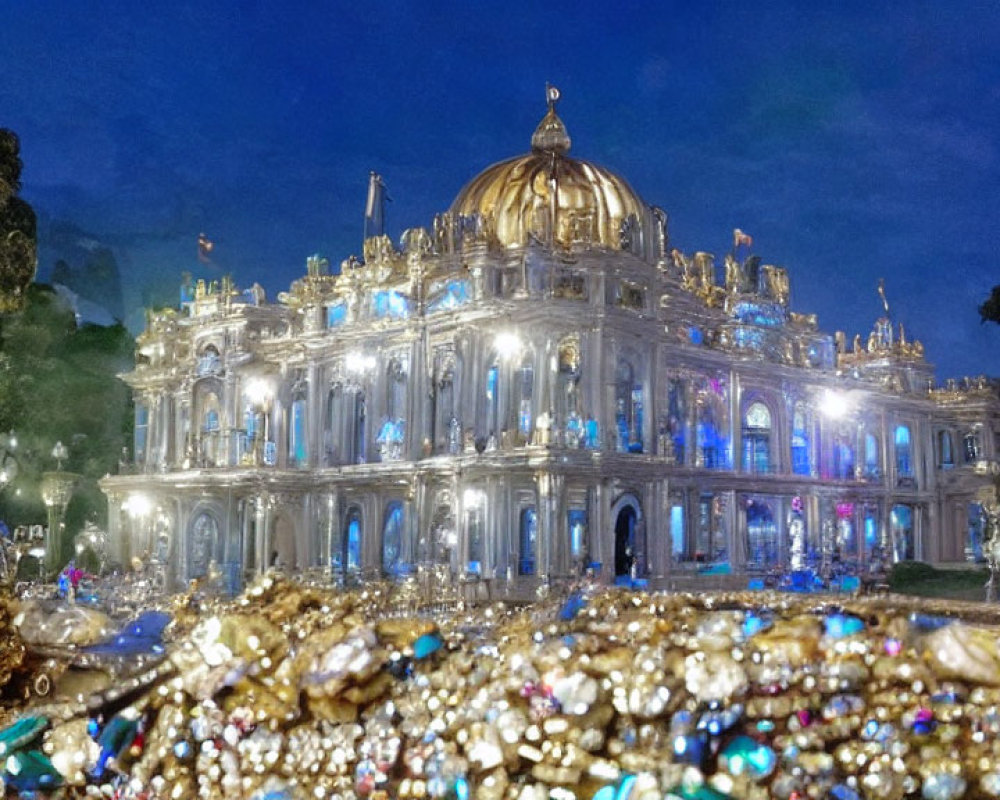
197,233 -> 214,263
733,228 -> 753,250
364,172 -> 390,241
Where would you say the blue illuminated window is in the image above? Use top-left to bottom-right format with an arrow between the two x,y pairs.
791,406 -> 810,476
428,280 -> 471,312
289,397 -> 307,467
568,509 -> 587,560
335,509 -> 362,574
326,302 -> 347,328
382,502 -> 403,575
895,425 -> 912,477
519,507 -> 537,575
373,290 -> 409,319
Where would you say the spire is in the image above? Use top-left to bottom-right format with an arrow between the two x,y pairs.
531,83 -> 571,154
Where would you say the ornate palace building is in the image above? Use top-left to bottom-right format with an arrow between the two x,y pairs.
102,91 -> 1000,592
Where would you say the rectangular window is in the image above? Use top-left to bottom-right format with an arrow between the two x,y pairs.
134,404 -> 149,464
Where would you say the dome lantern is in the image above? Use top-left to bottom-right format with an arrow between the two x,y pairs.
531,84 -> 571,155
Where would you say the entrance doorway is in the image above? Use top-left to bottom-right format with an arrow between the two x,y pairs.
614,505 -> 637,576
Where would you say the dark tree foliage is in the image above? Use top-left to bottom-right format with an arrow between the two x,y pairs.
0,129 -> 37,312
0,284 -> 134,548
979,285 -> 1000,325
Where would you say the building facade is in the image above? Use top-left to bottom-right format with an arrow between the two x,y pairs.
101,94 -> 1000,592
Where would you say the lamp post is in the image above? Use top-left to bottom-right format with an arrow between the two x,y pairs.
41,441 -> 79,577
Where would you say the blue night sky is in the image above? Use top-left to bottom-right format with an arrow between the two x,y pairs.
2,1 -> 999,380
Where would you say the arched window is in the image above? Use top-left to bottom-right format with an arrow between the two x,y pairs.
485,362 -> 500,440
741,401 -> 771,474
745,500 -> 778,570
890,504 -> 914,561
134,402 -> 149,465
289,390 -> 308,467
515,355 -> 534,440
864,432 -> 880,479
200,391 -> 222,466
895,424 -> 912,478
791,404 -> 810,476
382,502 -> 404,576
615,359 -> 643,453
518,507 -> 537,575
433,352 -> 456,455
964,429 -> 982,463
350,389 -> 366,464
325,385 -> 343,465
378,360 -> 407,462
188,512 -> 218,580
938,430 -> 954,468
556,337 -> 582,444
667,379 -> 686,464
335,508 -> 362,576
833,433 -> 855,480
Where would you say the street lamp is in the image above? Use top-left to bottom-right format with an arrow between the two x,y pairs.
41,441 -> 79,577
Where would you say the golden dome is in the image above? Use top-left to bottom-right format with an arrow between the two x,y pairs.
449,89 -> 646,250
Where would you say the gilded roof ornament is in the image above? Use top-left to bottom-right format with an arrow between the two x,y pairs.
531,83 -> 571,154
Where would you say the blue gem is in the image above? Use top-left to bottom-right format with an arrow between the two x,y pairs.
558,590 -> 587,621
413,631 -> 444,660
83,610 -> 173,657
742,611 -> 772,638
830,785 -> 861,800
909,613 -> 955,633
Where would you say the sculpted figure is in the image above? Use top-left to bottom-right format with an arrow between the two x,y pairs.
853,333 -> 862,354
724,254 -> 741,294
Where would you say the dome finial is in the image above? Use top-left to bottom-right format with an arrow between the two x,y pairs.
532,83 -> 571,154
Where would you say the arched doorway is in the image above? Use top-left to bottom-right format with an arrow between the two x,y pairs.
272,514 -> 296,570
614,505 -> 638,577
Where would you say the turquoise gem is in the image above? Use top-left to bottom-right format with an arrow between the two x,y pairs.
94,714 -> 139,777
720,735 -> 776,780
413,631 -> 444,659
666,784 -> 733,800
0,715 -> 48,756
4,749 -> 63,792
616,774 -> 637,800
824,613 -> 865,638
593,786 -> 616,800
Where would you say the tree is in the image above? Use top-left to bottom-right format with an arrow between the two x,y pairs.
0,129 -> 37,312
980,285 -> 1000,325
0,284 -> 133,549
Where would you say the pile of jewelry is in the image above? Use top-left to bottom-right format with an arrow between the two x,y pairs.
5,577 -> 1000,799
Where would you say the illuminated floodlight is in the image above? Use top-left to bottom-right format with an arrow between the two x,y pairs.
244,378 -> 273,406
820,390 -> 850,419
463,488 -> 485,509
345,351 -> 377,374
124,493 -> 153,519
494,332 -> 522,360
